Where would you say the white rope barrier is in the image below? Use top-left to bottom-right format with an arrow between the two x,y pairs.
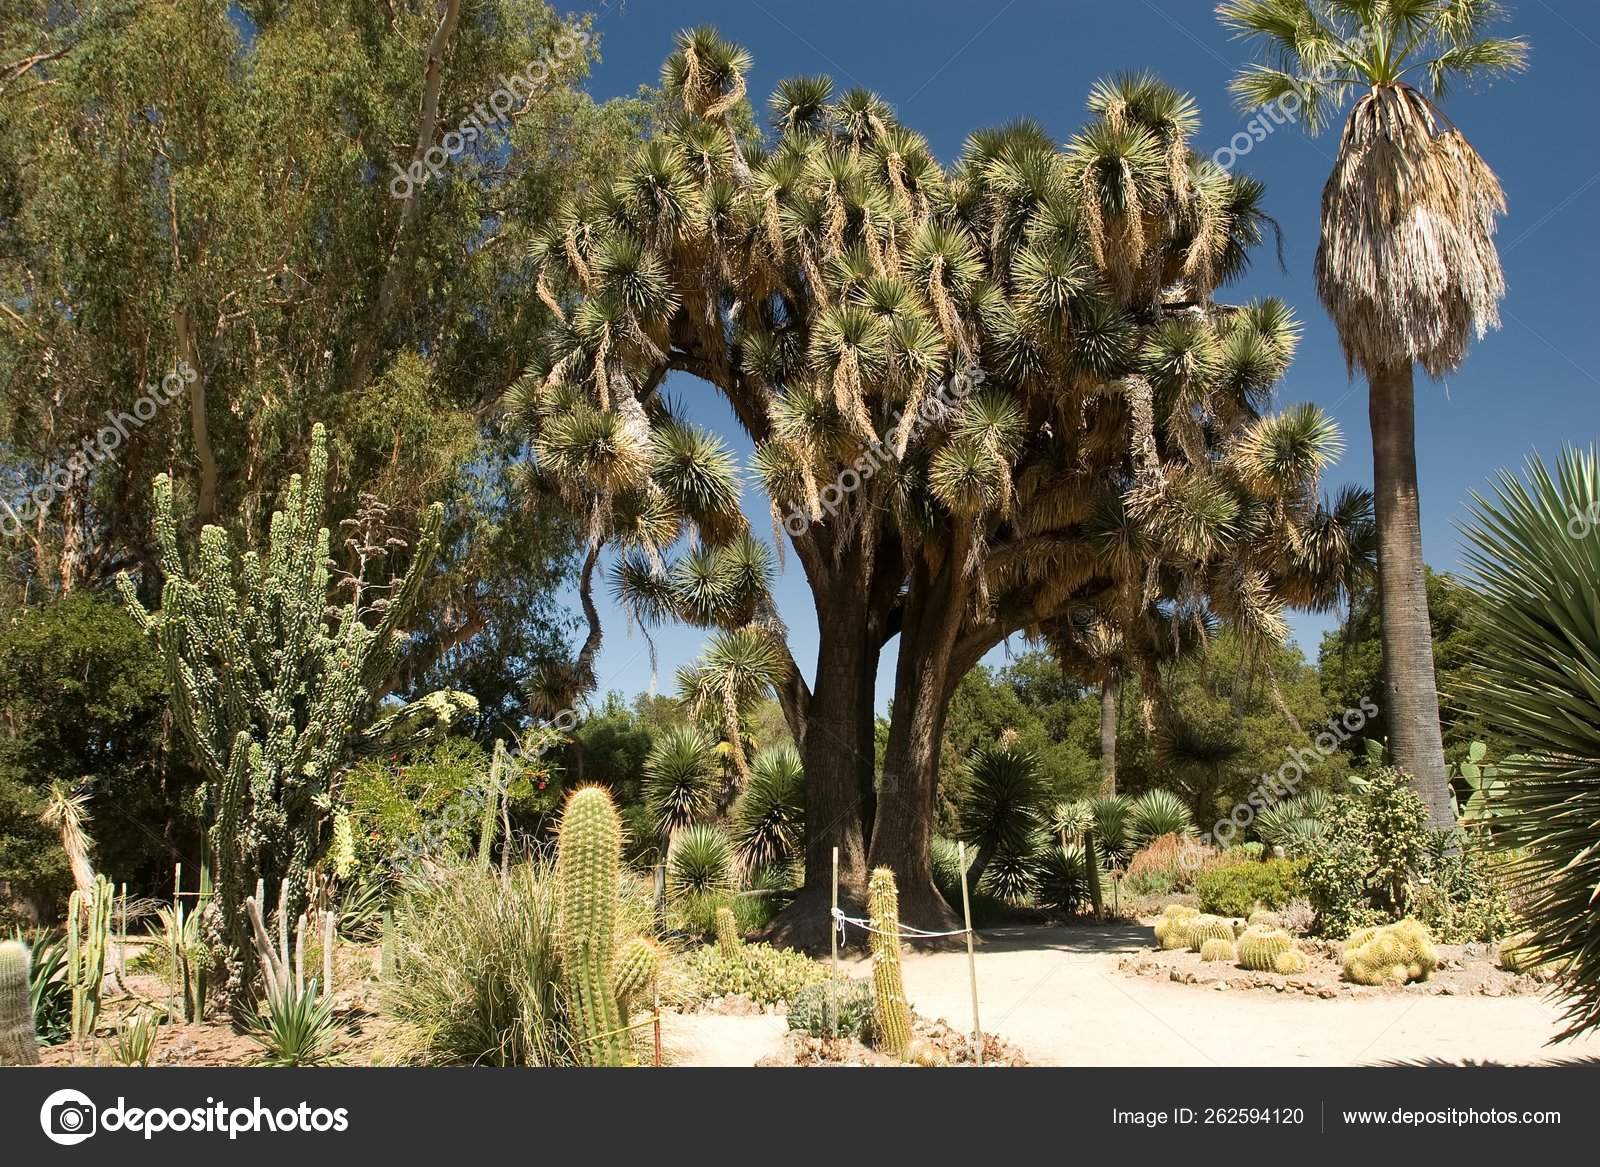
830,906 -> 972,943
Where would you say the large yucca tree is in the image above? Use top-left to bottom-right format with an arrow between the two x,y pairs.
1218,0 -> 1528,827
1462,448 -> 1600,1039
511,31 -> 1369,937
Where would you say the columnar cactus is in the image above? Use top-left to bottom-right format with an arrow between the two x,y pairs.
614,938 -> 663,1010
67,875 -> 112,1043
557,786 -> 630,1066
1153,904 -> 1198,951
868,867 -> 913,1060
1342,918 -> 1437,985
714,906 -> 740,958
1237,926 -> 1295,972
1186,915 -> 1234,952
119,425 -> 472,1007
1200,938 -> 1235,962
0,940 -> 40,1066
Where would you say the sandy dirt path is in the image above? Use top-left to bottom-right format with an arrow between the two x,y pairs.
882,923 -> 1599,1066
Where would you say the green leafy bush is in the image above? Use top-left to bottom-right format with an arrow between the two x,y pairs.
787,978 -> 876,1042
1408,834 -> 1515,944
680,942 -> 828,1005
1194,857 -> 1305,917
1301,768 -> 1433,936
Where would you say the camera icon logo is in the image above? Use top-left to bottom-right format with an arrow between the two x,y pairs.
39,1088 -> 97,1146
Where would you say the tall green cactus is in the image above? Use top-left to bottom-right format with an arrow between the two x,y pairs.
0,940 -> 40,1065
118,424 -> 472,1006
557,786 -> 630,1066
67,875 -> 113,1043
714,905 -> 740,958
868,867 -> 913,1060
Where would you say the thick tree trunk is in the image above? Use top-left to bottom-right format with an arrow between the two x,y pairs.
1098,674 -> 1120,796
1368,361 -> 1451,828
867,565 -> 963,937
766,580 -> 874,949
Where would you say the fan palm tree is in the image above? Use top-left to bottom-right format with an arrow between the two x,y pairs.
1217,0 -> 1528,827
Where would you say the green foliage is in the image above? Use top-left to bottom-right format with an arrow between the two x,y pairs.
555,787 -> 629,1067
868,868 -> 913,1060
111,1010 -> 160,1068
0,594 -> 190,910
644,726 -> 719,844
1254,790 -> 1333,857
1463,448 -> 1600,1038
0,940 -> 39,1065
15,930 -> 69,1047
958,741 -> 1047,873
247,981 -> 339,1067
1408,834 -> 1514,944
732,743 -> 804,870
1194,857 -> 1305,918
666,824 -> 736,898
1300,768 -> 1432,936
1036,842 -> 1103,916
787,979 -> 877,1043
681,942 -> 829,1005
341,738 -> 491,875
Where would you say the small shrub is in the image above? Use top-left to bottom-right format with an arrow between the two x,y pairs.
1036,841 -> 1101,915
669,889 -> 780,938
1302,769 -> 1434,936
787,978 -> 876,1042
681,942 -> 828,1005
1194,858 -> 1304,918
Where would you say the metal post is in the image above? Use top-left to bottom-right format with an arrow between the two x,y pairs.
957,842 -> 983,1065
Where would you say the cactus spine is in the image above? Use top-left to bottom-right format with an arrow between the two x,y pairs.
119,425 -> 471,1008
614,938 -> 662,1010
1200,938 -> 1235,962
867,867 -> 913,1060
1236,926 -> 1295,972
0,940 -> 39,1065
557,786 -> 630,1066
714,906 -> 740,958
67,875 -> 113,1043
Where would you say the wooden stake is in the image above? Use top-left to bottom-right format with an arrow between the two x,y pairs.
829,846 -> 840,1034
957,841 -> 983,1065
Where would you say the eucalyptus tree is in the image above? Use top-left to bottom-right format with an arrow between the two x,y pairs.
512,32 -> 1367,934
1217,0 -> 1528,826
0,1 -> 638,725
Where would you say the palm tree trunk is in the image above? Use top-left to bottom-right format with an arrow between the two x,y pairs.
1098,674 -> 1120,796
1369,360 -> 1452,828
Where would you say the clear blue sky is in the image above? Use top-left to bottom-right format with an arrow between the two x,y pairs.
565,0 -> 1600,712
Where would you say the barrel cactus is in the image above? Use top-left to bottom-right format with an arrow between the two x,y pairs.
1273,949 -> 1308,975
556,786 -> 630,1066
1342,918 -> 1438,985
868,867 -> 913,1060
1200,938 -> 1235,962
1237,926 -> 1295,971
0,940 -> 39,1066
714,905 -> 740,958
1246,908 -> 1281,930
1154,904 -> 1199,950
1186,915 -> 1234,952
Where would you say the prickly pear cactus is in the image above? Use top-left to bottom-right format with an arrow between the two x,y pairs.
1200,938 -> 1235,962
1237,926 -> 1295,971
868,867 -> 913,1060
557,786 -> 630,1066
0,940 -> 40,1066
714,906 -> 740,958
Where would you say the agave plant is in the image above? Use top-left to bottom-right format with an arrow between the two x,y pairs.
1255,790 -> 1332,857
643,725 -> 719,853
1462,447 -> 1600,1039
732,743 -> 805,871
1126,788 -> 1195,848
666,823 -> 737,898
956,741 -> 1046,890
246,980 -> 339,1067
